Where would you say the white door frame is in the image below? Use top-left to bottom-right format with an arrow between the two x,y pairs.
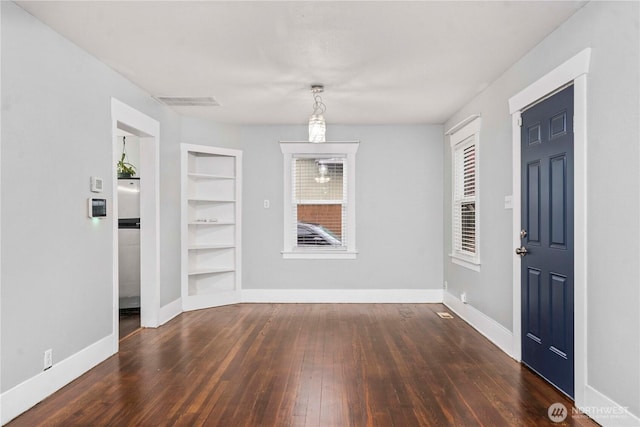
509,48 -> 590,405
111,98 -> 160,352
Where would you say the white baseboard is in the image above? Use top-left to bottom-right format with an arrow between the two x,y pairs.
182,291 -> 241,312
575,385 -> 640,426
443,291 -> 514,358
1,334 -> 114,425
241,288 -> 443,303
158,298 -> 182,325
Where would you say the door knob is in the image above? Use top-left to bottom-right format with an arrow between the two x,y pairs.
515,246 -> 528,256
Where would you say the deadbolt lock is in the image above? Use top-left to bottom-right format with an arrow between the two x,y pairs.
520,229 -> 527,239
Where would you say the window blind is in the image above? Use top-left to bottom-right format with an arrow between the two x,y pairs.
453,138 -> 476,255
292,157 -> 347,248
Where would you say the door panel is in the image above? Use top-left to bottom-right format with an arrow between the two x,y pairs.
550,155 -> 567,248
526,268 -> 542,340
527,162 -> 541,244
528,123 -> 542,145
550,111 -> 568,138
550,273 -> 568,354
521,85 -> 574,398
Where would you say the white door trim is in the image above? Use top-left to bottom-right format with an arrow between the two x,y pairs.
509,48 -> 590,405
111,98 -> 161,353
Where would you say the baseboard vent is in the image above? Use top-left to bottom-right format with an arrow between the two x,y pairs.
437,312 -> 454,319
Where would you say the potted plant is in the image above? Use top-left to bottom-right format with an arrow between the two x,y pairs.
117,137 -> 136,178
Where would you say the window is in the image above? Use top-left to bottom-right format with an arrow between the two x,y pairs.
294,158 -> 345,246
280,142 -> 359,259
448,116 -> 481,270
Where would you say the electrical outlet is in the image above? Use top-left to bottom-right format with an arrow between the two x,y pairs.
263,200 -> 270,209
443,281 -> 448,290
44,349 -> 53,370
461,292 -> 467,304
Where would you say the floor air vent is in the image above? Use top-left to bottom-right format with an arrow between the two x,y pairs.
154,96 -> 220,107
437,312 -> 454,319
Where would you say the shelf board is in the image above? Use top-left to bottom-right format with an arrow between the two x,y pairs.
188,221 -> 235,226
188,172 -> 235,180
188,267 -> 235,276
188,244 -> 235,250
187,198 -> 235,203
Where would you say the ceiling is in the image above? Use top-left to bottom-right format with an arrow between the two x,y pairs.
17,1 -> 587,125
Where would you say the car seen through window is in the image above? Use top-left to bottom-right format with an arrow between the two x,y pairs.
297,222 -> 341,246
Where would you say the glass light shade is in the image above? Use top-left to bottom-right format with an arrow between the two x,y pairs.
308,114 -> 326,143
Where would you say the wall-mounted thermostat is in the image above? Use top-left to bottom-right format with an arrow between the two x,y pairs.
88,198 -> 107,218
90,176 -> 104,193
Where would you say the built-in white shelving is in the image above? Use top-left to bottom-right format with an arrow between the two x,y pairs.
181,144 -> 242,311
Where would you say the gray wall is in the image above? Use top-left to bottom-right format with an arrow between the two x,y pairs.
0,2 -> 182,391
156,107 -> 188,307
182,121 -> 444,290
443,0 -> 639,415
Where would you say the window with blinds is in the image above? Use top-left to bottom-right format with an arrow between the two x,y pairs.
293,157 -> 346,248
449,115 -> 480,269
280,141 -> 359,259
453,139 -> 476,255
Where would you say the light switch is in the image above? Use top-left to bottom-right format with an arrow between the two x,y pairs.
504,195 -> 513,209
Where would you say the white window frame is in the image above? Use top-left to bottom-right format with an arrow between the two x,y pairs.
280,141 -> 359,259
447,116 -> 481,271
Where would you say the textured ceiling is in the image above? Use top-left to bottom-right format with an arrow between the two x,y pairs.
18,1 -> 587,124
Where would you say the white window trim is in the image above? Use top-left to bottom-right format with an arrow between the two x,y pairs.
280,141 -> 359,260
447,116 -> 481,271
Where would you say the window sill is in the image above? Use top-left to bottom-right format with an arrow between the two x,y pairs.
449,254 -> 481,272
282,250 -> 358,260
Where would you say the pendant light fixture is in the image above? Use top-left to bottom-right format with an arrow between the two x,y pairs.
308,85 -> 326,143
315,163 -> 331,183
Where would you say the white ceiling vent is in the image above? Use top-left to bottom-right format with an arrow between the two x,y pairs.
154,96 -> 220,107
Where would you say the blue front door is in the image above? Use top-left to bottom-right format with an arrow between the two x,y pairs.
520,85 -> 574,398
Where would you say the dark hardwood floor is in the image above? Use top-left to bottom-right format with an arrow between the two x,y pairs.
119,308 -> 141,340
9,304 -> 597,426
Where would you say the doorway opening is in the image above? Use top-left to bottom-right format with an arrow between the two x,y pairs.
116,131 -> 141,339
111,98 -> 160,351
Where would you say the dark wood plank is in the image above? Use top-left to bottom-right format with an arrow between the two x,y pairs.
8,304 -> 599,427
118,309 -> 140,340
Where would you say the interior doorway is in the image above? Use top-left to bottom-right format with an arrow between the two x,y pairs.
111,98 -> 160,352
116,131 -> 141,339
